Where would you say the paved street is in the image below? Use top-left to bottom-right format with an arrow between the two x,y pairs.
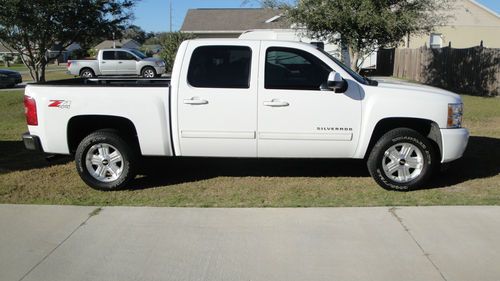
1,205 -> 499,281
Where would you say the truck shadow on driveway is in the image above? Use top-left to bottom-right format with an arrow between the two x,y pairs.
132,136 -> 500,191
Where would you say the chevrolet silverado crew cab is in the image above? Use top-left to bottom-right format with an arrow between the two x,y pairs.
22,39 -> 469,191
67,48 -> 166,78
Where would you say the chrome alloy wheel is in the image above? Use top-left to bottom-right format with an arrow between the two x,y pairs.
143,69 -> 155,78
85,143 -> 123,182
81,70 -> 93,78
382,142 -> 424,183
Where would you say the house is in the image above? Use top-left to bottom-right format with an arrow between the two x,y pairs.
180,8 -> 363,67
94,39 -> 141,50
47,42 -> 82,63
404,0 -> 500,48
180,8 -> 289,38
0,42 -> 16,58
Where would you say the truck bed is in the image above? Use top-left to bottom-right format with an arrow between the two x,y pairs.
25,77 -> 174,156
34,77 -> 171,87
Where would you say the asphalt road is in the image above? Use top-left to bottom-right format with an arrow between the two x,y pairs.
1,205 -> 499,281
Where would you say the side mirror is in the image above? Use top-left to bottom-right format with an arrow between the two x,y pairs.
326,72 -> 348,93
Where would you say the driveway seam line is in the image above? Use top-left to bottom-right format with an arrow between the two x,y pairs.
17,207 -> 103,281
389,207 -> 448,281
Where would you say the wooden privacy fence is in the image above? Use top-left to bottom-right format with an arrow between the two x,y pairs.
377,46 -> 500,97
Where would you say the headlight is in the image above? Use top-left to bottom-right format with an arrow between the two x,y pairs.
447,103 -> 463,128
156,61 -> 165,67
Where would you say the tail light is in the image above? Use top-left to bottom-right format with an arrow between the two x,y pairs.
24,96 -> 38,126
67,60 -> 72,69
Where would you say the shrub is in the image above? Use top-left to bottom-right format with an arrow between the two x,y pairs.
159,32 -> 196,72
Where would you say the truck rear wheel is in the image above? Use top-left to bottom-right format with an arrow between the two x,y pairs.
367,128 -> 436,191
80,68 -> 95,78
75,130 -> 136,191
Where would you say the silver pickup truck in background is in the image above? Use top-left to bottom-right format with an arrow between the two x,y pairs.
67,48 -> 166,78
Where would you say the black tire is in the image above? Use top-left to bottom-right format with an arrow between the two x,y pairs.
80,68 -> 95,78
75,130 -> 136,191
141,66 -> 156,78
367,128 -> 436,191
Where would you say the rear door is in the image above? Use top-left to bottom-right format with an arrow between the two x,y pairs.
99,51 -> 117,75
257,42 -> 362,158
115,50 -> 138,75
176,41 -> 259,157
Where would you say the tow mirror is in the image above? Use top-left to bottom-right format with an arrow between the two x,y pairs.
326,72 -> 348,93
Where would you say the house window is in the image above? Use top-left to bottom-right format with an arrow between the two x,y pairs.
430,33 -> 443,48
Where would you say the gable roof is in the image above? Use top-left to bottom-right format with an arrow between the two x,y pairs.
445,0 -> 500,27
468,0 -> 499,18
180,8 -> 290,33
94,39 -> 140,50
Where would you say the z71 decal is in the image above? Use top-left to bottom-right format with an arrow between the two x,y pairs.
48,100 -> 71,109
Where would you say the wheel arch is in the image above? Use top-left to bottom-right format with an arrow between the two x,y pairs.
79,67 -> 95,77
363,117 -> 442,159
67,115 -> 140,155
140,65 -> 156,75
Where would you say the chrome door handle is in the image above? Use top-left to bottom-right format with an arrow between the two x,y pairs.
184,98 -> 208,105
263,99 -> 289,107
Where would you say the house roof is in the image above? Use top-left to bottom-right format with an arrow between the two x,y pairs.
94,39 -> 140,50
180,8 -> 290,33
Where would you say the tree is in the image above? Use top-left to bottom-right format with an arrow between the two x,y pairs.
286,0 -> 451,71
0,0 -> 137,82
122,25 -> 148,44
159,32 -> 196,73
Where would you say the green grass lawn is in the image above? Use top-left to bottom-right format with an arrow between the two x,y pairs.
0,63 -> 73,82
0,90 -> 499,207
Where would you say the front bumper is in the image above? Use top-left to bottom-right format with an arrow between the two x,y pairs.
440,128 -> 469,163
22,133 -> 44,152
154,66 -> 167,75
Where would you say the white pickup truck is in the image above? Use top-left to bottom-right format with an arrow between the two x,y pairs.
67,48 -> 166,78
22,39 -> 469,191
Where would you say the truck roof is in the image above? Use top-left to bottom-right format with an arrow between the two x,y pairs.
186,38 -> 315,48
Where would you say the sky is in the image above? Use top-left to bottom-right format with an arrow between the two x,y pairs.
133,0 -> 500,33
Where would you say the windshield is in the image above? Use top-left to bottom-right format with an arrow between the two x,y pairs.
130,49 -> 147,59
317,48 -> 368,85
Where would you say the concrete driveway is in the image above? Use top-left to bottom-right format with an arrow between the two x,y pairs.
1,205 -> 499,281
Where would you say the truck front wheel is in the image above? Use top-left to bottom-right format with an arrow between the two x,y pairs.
141,67 -> 156,78
75,130 -> 136,191
367,128 -> 437,191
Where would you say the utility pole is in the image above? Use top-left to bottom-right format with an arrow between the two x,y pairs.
169,0 -> 173,32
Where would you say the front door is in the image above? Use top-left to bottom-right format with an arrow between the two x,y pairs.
177,41 -> 259,157
257,43 -> 362,158
115,50 -> 138,75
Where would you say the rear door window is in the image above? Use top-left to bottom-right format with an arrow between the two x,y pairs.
102,51 -> 116,60
187,46 -> 252,88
